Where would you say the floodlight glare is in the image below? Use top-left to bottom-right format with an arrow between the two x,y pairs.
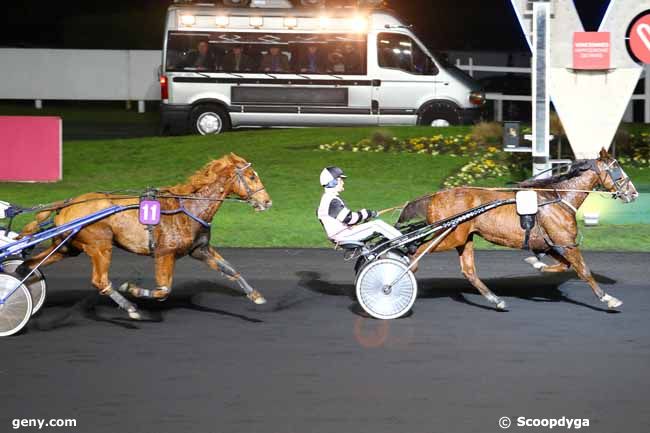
284,17 -> 298,28
319,16 -> 330,29
349,16 -> 368,33
215,15 -> 229,27
180,15 -> 196,26
249,16 -> 264,28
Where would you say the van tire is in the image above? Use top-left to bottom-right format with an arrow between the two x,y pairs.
190,104 -> 231,135
418,102 -> 461,127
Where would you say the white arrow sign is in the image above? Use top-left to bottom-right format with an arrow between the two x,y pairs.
510,0 -> 648,159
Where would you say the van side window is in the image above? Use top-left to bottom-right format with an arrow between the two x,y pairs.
165,32 -> 366,75
377,33 -> 436,75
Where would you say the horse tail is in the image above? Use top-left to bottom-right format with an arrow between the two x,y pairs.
398,194 -> 433,224
19,201 -> 67,238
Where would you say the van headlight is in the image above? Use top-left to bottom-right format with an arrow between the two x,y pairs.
469,91 -> 486,106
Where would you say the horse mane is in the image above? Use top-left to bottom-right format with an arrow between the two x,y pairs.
163,154 -> 241,195
516,160 -> 593,188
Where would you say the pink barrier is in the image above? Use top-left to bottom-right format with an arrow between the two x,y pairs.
0,116 -> 62,182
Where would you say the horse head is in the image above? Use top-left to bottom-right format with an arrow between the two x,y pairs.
227,153 -> 273,212
592,148 -> 638,203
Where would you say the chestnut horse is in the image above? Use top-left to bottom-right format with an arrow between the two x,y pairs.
398,149 -> 638,311
18,153 -> 272,320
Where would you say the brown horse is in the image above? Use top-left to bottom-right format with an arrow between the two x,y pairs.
18,153 -> 272,320
398,148 -> 638,311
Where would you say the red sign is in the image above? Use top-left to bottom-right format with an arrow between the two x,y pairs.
0,116 -> 62,182
627,11 -> 650,64
573,32 -> 611,70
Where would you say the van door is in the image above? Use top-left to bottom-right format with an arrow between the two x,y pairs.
372,32 -> 437,125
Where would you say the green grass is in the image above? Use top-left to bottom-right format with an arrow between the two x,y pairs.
1,125 -> 649,251
0,126 -> 468,248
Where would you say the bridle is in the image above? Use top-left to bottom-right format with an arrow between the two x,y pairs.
233,162 -> 267,204
589,158 -> 632,200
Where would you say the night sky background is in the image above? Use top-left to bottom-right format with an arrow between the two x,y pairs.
0,0 -> 611,52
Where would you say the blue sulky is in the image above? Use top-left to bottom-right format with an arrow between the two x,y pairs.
0,204 -> 137,306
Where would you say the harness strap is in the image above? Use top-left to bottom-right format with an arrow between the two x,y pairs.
560,199 -> 578,214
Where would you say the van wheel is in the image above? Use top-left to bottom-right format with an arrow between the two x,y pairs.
419,103 -> 460,127
190,105 -> 231,135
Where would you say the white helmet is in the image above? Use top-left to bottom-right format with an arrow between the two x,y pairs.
320,166 -> 347,188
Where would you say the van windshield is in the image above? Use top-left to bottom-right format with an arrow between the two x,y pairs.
165,31 -> 367,75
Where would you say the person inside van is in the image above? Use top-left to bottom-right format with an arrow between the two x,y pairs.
298,45 -> 325,74
183,40 -> 217,71
222,44 -> 254,72
261,46 -> 290,73
343,43 -> 362,74
327,49 -> 346,74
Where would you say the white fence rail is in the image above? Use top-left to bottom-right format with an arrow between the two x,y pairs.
0,49 -> 161,112
454,58 -> 650,124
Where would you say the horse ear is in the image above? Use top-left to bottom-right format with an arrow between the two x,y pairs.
599,147 -> 609,159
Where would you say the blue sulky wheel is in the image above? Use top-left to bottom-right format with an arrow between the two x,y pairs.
0,273 -> 33,337
355,258 -> 417,320
0,260 -> 47,315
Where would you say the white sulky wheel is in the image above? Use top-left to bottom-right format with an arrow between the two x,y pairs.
1,260 -> 47,315
0,273 -> 33,337
356,258 -> 417,320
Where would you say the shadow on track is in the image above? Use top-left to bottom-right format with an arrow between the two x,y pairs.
297,269 -> 619,314
28,281 -> 265,333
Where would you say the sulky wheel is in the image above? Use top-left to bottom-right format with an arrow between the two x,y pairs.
0,260 -> 47,315
0,273 -> 33,337
355,258 -> 417,320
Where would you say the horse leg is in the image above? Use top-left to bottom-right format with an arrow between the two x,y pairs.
119,254 -> 175,301
85,244 -> 147,320
457,239 -> 507,310
15,240 -> 77,275
524,251 -> 571,273
190,245 -> 266,305
559,247 -> 622,309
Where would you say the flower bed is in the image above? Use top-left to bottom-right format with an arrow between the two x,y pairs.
317,131 -> 528,187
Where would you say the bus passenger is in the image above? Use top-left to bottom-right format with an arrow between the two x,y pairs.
298,45 -> 325,74
343,43 -> 362,74
327,49 -> 346,74
261,46 -> 290,73
222,45 -> 254,72
184,40 -> 217,71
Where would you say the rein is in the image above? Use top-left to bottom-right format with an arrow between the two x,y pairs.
4,162 -> 263,218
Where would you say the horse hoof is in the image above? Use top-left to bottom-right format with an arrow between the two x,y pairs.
602,294 -> 622,309
247,290 -> 267,305
126,308 -> 159,321
523,256 -> 547,271
496,300 -> 508,310
127,309 -> 142,320
119,282 -> 134,293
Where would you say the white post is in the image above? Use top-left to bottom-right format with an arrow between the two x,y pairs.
126,100 -> 132,110
645,64 -> 650,124
495,98 -> 503,122
531,1 -> 551,177
138,100 -> 145,114
35,100 -> 43,110
468,57 -> 474,77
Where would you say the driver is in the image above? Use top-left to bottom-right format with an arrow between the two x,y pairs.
317,166 -> 402,243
